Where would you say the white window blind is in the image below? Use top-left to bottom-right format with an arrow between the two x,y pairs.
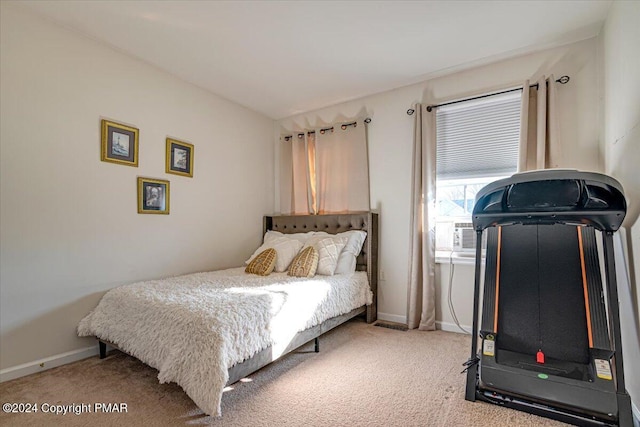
436,91 -> 521,180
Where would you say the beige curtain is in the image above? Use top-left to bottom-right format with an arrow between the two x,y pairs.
279,136 -> 293,214
407,104 -> 437,331
518,74 -> 562,171
279,133 -> 314,214
291,133 -> 314,214
315,119 -> 370,214
306,133 -> 317,214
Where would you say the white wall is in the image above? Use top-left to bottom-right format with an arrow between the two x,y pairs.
601,0 -> 640,413
0,4 -> 274,370
277,38 -> 603,323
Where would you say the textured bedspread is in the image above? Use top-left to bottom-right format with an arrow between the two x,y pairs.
78,267 -> 372,416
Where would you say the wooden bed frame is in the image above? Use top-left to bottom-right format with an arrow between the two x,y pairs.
98,212 -> 378,386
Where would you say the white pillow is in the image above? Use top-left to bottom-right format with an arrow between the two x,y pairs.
246,235 -> 303,272
335,230 -> 367,274
312,230 -> 367,274
303,235 -> 348,276
264,230 -> 315,245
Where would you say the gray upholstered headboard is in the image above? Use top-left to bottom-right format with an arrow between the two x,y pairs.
263,212 -> 378,323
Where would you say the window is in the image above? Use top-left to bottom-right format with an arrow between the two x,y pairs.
435,91 -> 521,251
436,177 -> 500,217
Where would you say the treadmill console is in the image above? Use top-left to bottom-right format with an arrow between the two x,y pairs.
472,170 -> 626,231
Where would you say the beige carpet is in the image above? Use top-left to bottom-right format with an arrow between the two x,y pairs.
0,319 -> 567,426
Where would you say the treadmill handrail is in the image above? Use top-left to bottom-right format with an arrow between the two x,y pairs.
472,170 -> 626,232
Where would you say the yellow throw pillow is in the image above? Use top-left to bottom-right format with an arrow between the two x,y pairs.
245,248 -> 277,276
288,246 -> 319,278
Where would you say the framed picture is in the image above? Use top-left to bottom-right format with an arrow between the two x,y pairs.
166,138 -> 194,177
101,119 -> 139,167
137,177 -> 170,214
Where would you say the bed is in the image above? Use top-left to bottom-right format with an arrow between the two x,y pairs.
78,212 -> 378,416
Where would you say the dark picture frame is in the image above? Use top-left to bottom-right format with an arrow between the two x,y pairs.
166,138 -> 194,178
137,177 -> 170,215
101,119 -> 139,167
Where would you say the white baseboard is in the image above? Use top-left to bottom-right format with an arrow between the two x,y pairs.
377,312 -> 406,324
0,346 -> 98,383
436,320 -> 472,334
633,401 -> 639,427
376,315 -> 472,334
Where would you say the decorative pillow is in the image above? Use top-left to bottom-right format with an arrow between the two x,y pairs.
288,246 -> 319,278
245,248 -> 277,276
311,230 -> 367,274
246,235 -> 303,272
303,236 -> 348,276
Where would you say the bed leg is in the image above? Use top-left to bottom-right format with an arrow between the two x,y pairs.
314,337 -> 319,353
99,341 -> 106,359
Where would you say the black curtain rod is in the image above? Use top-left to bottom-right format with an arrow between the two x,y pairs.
283,118 -> 371,141
406,75 -> 570,115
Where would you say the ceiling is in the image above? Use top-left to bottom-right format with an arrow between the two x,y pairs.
17,1 -> 612,119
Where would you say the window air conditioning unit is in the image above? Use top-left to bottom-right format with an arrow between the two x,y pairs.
453,222 -> 476,252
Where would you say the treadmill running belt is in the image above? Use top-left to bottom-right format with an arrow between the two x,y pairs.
497,224 -> 590,365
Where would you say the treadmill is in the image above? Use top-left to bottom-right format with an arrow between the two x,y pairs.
464,170 -> 633,426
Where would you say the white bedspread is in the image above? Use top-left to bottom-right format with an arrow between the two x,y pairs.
78,267 -> 372,416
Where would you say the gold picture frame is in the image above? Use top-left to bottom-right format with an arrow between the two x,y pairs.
166,138 -> 194,177
137,177 -> 170,214
101,119 -> 139,167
